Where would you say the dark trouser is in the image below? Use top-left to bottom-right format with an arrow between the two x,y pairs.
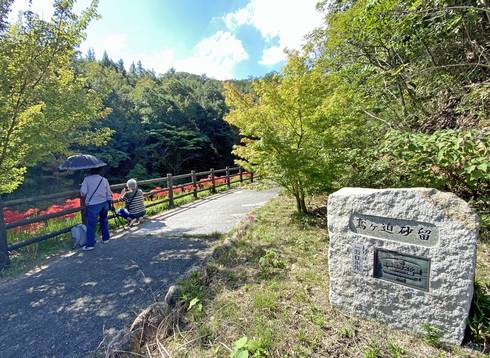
116,208 -> 145,221
85,201 -> 110,247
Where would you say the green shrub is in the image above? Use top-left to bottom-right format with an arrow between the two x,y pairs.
178,271 -> 207,305
387,341 -> 406,357
339,326 -> 355,338
380,129 -> 489,198
258,249 -> 285,277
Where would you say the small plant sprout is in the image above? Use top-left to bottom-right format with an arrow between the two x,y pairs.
339,326 -> 355,338
421,323 -> 443,348
387,341 -> 406,357
232,336 -> 267,358
364,340 -> 381,358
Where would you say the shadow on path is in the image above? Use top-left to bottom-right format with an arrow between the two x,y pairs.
0,232 -> 216,358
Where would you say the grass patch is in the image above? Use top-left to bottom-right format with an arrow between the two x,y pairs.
144,194 -> 489,357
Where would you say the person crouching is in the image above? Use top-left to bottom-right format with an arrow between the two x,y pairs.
117,179 -> 146,226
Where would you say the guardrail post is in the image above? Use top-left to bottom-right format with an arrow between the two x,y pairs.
0,199 -> 10,269
250,171 -> 254,183
191,170 -> 198,199
167,173 -> 174,208
210,168 -> 216,193
79,193 -> 86,225
226,166 -> 231,188
239,167 -> 243,183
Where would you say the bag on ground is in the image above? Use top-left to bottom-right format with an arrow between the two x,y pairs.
71,224 -> 87,248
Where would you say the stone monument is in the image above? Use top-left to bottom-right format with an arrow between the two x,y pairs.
327,187 -> 479,345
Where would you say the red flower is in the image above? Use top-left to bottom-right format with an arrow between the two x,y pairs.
3,208 -> 24,224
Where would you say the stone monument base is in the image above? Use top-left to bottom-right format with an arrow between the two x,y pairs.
327,187 -> 479,345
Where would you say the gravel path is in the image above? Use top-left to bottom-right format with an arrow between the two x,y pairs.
0,188 -> 279,358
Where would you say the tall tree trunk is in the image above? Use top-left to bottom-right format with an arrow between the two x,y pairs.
298,179 -> 308,214
299,187 -> 308,214
293,181 -> 308,214
299,194 -> 308,214
294,193 -> 302,213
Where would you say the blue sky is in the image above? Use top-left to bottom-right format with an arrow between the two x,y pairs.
9,0 -> 324,79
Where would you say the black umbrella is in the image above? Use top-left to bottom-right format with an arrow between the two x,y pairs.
59,154 -> 107,171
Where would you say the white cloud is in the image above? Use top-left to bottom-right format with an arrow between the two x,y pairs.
102,33 -> 128,56
176,31 -> 248,80
223,0 -> 324,65
223,5 -> 253,30
94,31 -> 247,80
259,45 -> 284,66
135,49 -> 176,74
8,0 -> 54,22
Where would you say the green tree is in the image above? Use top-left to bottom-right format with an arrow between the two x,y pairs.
100,50 -> 112,67
136,60 -> 144,76
86,47 -> 95,61
0,0 -> 109,193
116,58 -> 125,74
129,61 -> 136,75
146,125 -> 209,174
310,0 -> 490,197
318,0 -> 489,129
0,0 -> 13,33
225,53 -> 364,213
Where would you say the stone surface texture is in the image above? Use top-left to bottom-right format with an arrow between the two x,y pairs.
327,187 -> 479,345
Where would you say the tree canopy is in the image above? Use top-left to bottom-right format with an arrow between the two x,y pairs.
0,0 -> 108,194
79,59 -> 239,182
226,0 -> 489,212
225,53 -> 370,212
10,50 -> 241,197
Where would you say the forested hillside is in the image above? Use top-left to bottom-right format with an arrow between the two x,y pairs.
11,54 -> 245,197
1,1 -> 245,198
78,56 -> 243,180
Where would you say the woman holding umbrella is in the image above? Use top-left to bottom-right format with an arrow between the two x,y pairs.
60,154 -> 113,250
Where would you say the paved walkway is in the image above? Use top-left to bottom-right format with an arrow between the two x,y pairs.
0,188 -> 279,358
